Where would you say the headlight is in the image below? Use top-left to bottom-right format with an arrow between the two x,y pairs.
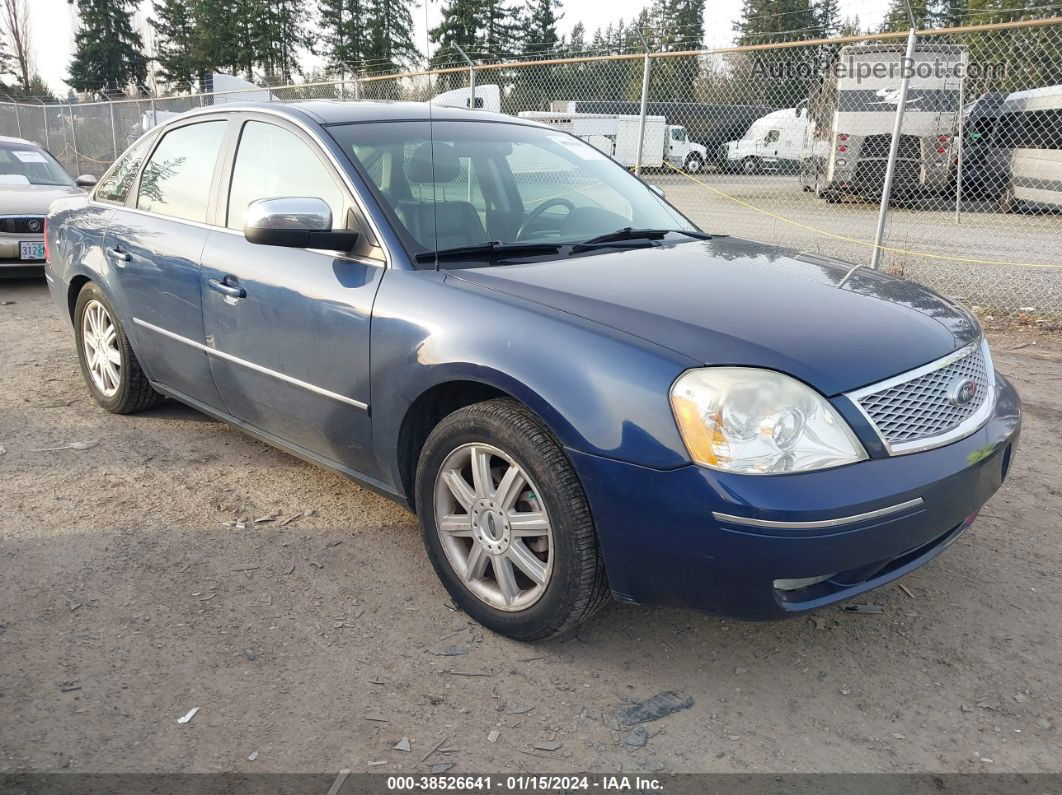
670,368 -> 867,474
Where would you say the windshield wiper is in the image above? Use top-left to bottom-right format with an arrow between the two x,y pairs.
414,241 -> 563,264
570,227 -> 711,252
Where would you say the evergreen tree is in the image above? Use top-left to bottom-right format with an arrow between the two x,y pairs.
367,0 -> 421,74
879,0 -> 941,31
815,0 -> 843,36
255,0 -> 309,82
0,35 -> 13,85
151,0 -> 199,88
733,0 -> 818,107
651,0 -> 706,102
191,0 -> 256,80
521,0 -> 562,55
67,0 -> 149,94
479,0 -> 520,60
429,0 -> 479,87
319,0 -> 371,73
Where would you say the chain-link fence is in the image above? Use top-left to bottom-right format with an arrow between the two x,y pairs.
2,17 -> 1060,317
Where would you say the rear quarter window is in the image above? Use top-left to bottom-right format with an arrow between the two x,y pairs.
96,135 -> 154,204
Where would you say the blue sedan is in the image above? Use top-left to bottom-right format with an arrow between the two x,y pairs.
44,101 -> 1021,640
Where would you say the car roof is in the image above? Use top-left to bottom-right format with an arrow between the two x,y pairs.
176,100 -> 530,127
0,135 -> 42,148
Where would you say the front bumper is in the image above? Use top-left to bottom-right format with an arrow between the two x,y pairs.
569,373 -> 1021,620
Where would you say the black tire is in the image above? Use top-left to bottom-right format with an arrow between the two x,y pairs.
684,153 -> 704,174
741,157 -> 761,175
415,398 -> 609,641
73,282 -> 163,414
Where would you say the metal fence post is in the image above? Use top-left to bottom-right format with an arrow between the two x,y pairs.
109,99 -> 119,159
150,95 -> 157,130
954,66 -> 965,224
12,101 -> 21,137
354,74 -> 362,100
37,100 -> 50,150
870,27 -> 918,270
67,101 -> 82,177
635,30 -> 652,176
453,43 -> 475,108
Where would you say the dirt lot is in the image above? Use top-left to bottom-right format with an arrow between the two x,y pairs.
1,277 -> 1060,775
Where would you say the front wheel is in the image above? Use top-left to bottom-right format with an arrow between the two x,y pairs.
415,399 -> 609,641
741,157 -> 762,175
683,153 -> 705,174
74,283 -> 162,414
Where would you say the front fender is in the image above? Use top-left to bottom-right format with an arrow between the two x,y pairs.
369,270 -> 698,496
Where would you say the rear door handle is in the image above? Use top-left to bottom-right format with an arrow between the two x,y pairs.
208,277 -> 246,300
105,246 -> 130,263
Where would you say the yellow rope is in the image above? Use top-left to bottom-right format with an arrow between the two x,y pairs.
662,161 -> 1060,271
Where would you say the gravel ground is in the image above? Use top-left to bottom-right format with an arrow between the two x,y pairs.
1,278 -> 1060,775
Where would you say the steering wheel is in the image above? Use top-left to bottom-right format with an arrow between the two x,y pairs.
516,198 -> 576,240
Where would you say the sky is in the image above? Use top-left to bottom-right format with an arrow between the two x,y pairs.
25,0 -> 891,96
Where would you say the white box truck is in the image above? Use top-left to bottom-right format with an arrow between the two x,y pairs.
517,111 -> 706,170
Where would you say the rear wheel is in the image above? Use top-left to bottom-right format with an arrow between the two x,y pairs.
415,398 -> 609,641
74,283 -> 162,414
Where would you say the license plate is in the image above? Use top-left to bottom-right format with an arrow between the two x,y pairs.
19,241 -> 45,260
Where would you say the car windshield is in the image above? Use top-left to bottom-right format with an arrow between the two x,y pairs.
0,143 -> 74,187
328,119 -> 697,263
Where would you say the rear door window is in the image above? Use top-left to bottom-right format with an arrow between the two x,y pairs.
136,121 -> 227,222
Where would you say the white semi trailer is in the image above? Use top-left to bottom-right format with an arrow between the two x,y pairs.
517,111 -> 706,170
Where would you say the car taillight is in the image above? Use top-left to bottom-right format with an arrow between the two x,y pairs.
938,134 -> 950,142
936,146 -> 948,154
838,133 -> 849,142
43,218 -> 49,263
838,144 -> 848,153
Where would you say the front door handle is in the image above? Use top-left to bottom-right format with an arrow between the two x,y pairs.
208,276 -> 246,300
104,246 -> 130,263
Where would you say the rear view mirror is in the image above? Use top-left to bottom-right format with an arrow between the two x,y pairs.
244,197 -> 359,251
75,174 -> 97,188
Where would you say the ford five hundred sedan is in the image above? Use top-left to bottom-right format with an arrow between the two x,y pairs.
45,101 -> 1021,640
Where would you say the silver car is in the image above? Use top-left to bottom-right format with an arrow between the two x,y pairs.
0,136 -> 94,275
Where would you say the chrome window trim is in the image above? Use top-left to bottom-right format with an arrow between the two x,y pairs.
160,105 -> 393,267
845,338 -> 996,456
132,317 -> 369,411
88,106 -> 390,267
86,202 -> 382,268
0,213 -> 45,218
712,497 -> 924,529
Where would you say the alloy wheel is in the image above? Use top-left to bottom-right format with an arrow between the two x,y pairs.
433,443 -> 553,611
82,299 -> 122,397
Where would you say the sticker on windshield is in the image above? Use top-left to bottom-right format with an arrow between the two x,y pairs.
548,135 -> 607,161
12,150 -> 48,163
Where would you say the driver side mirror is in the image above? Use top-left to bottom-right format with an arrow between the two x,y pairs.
75,174 -> 97,188
244,197 -> 359,251
650,184 -> 666,199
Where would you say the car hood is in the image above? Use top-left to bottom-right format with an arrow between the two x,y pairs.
0,184 -> 83,215
450,237 -> 981,396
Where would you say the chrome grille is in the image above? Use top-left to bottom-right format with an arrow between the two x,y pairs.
853,342 -> 992,451
0,215 -> 45,235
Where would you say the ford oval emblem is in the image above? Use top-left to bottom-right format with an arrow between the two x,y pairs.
947,377 -> 978,406
28,220 -> 41,232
